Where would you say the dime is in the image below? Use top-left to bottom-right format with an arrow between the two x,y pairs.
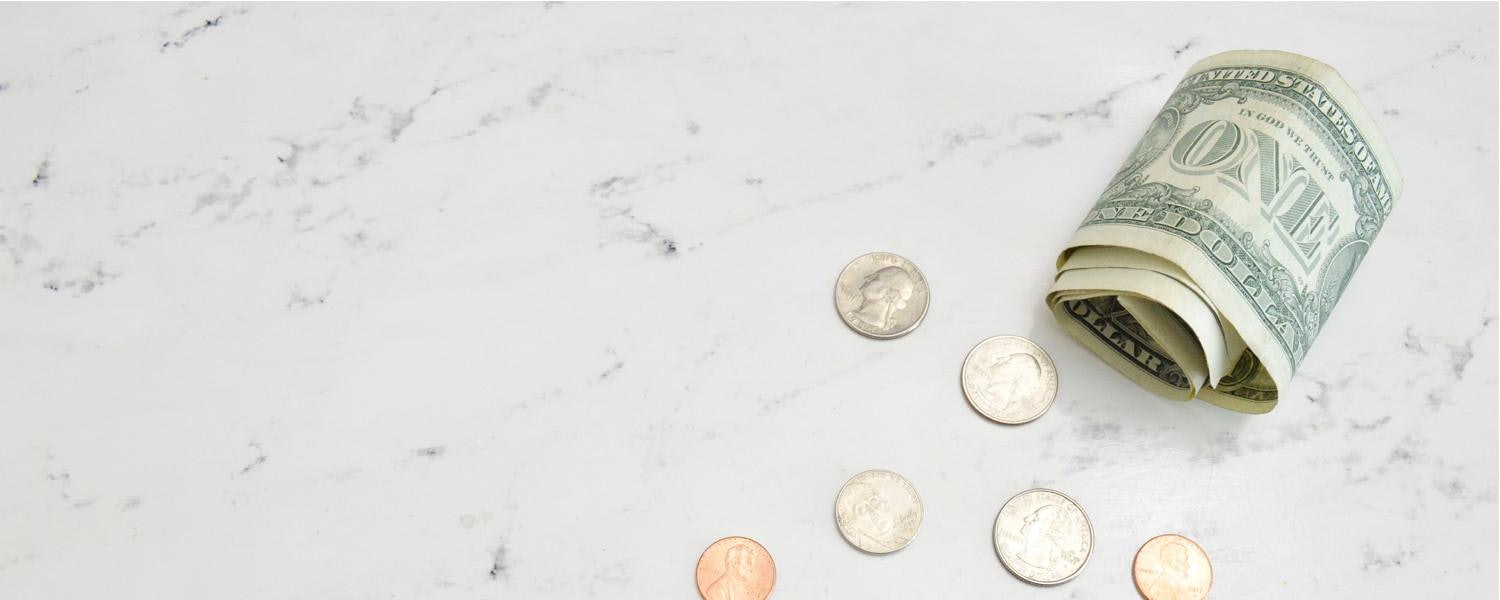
834,469 -> 923,554
695,536 -> 776,600
1133,534 -> 1212,600
834,252 -> 929,339
993,488 -> 1093,585
961,335 -> 1058,424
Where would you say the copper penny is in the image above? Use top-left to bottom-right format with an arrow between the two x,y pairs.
1133,533 -> 1212,600
695,536 -> 776,600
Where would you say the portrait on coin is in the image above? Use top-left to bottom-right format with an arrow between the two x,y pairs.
980,351 -> 1043,408
840,482 -> 904,552
846,266 -> 914,330
1017,504 -> 1066,569
1143,541 -> 1197,600
704,543 -> 758,600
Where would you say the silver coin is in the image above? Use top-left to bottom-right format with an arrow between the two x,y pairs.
834,252 -> 929,339
961,335 -> 1058,424
834,469 -> 923,554
994,488 -> 1093,585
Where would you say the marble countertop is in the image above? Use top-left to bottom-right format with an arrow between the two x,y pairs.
1,3 -> 1494,598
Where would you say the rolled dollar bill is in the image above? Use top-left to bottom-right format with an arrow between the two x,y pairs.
1046,50 -> 1402,413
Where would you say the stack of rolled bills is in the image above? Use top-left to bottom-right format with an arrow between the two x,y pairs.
1046,50 -> 1403,414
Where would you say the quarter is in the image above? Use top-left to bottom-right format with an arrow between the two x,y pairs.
834,252 -> 929,339
961,335 -> 1058,424
994,488 -> 1093,585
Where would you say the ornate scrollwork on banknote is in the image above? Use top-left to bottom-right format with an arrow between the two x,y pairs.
1046,50 -> 1403,413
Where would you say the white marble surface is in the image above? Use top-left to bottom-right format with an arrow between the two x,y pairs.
1,3 -> 1495,598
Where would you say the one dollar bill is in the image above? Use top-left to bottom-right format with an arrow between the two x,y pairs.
1046,50 -> 1403,413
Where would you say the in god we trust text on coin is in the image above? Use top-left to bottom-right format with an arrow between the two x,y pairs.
834,252 -> 929,339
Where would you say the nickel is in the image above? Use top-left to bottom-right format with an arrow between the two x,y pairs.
834,252 -> 929,339
994,488 -> 1093,585
834,469 -> 923,554
961,335 -> 1058,424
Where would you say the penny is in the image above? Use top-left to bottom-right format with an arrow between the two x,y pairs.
993,488 -> 1093,585
834,469 -> 923,554
695,536 -> 776,600
961,335 -> 1058,424
834,252 -> 929,339
1133,533 -> 1212,600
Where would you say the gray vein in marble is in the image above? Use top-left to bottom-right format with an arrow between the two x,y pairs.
114,222 -> 157,247
30,157 -> 50,187
1196,430 -> 1242,464
1384,435 -> 1422,470
589,176 -> 640,199
0,227 -> 41,267
1027,72 -> 1167,125
1401,310 -> 1495,384
1065,417 -> 1128,473
41,262 -> 119,296
1171,37 -> 1202,59
589,160 -> 696,254
1362,539 -> 1417,572
1433,470 -> 1499,508
596,205 -> 680,256
286,285 -> 331,310
597,360 -> 625,381
1013,131 -> 1062,149
444,109 -> 513,142
238,441 -> 267,476
930,72 -> 1169,167
1362,40 -> 1475,91
588,158 -> 695,200
45,469 -> 71,500
191,177 -> 257,220
386,68 -> 532,143
159,8 -> 248,53
527,83 -> 553,108
1348,415 -> 1392,433
487,538 -> 510,581
1302,373 -> 1354,406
